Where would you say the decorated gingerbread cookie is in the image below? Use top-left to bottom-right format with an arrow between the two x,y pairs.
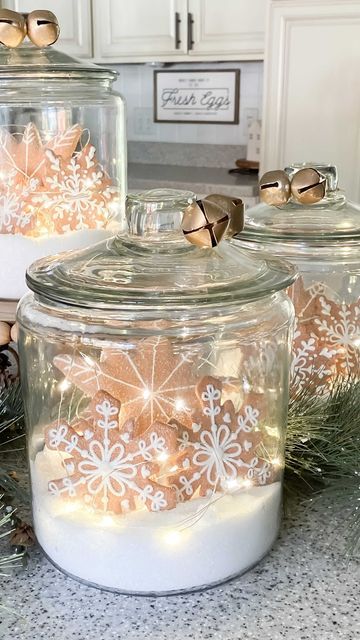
289,277 -> 360,390
45,390 -> 178,514
169,376 -> 271,501
54,337 -> 199,433
0,122 -> 117,236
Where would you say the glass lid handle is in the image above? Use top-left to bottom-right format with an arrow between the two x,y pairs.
126,189 -> 244,249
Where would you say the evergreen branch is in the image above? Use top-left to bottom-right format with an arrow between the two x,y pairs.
0,499 -> 24,576
285,375 -> 360,556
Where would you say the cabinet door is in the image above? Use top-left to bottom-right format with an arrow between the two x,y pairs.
262,0 -> 360,201
188,0 -> 266,60
93,0 -> 188,61
1,0 -> 92,57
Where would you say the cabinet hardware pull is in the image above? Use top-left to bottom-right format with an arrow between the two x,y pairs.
187,12 -> 194,50
175,12 -> 181,49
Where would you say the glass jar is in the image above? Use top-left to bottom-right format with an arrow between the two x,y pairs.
0,41 -> 126,301
238,163 -> 360,393
18,189 -> 295,594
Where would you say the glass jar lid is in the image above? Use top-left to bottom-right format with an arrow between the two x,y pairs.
26,189 -> 296,316
0,42 -> 116,81
243,163 -> 360,244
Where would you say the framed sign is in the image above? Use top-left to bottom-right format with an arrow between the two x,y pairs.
154,69 -> 240,124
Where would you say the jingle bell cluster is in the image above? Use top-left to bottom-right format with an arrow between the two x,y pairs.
259,167 -> 326,206
0,9 -> 59,48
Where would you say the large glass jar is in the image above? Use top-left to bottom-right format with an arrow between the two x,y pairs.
238,163 -> 360,393
18,189 -> 295,594
0,41 -> 126,301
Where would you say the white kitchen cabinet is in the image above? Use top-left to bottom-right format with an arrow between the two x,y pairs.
188,0 -> 266,60
261,0 -> 360,201
92,0 -> 265,62
93,0 -> 188,61
1,0 -> 93,58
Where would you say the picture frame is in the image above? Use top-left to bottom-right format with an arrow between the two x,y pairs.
154,69 -> 240,125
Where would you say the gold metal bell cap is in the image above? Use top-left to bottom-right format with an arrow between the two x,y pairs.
205,194 -> 244,237
259,170 -> 291,206
182,199 -> 230,248
290,167 -> 326,205
26,10 -> 59,48
0,9 -> 26,49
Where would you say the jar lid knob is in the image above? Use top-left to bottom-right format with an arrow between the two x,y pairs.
259,165 -> 335,207
182,194 -> 244,248
0,8 -> 59,49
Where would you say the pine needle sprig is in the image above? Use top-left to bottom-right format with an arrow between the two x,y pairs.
0,382 -> 24,442
0,498 -> 24,576
285,375 -> 360,556
0,382 -> 26,500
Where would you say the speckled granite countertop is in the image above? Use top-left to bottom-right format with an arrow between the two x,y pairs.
128,163 -> 259,204
1,503 -> 359,640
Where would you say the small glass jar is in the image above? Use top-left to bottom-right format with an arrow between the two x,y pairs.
238,163 -> 360,393
18,189 -> 295,594
0,42 -> 126,300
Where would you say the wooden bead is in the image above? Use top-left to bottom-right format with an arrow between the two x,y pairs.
0,9 -> 26,48
0,321 -> 11,346
291,168 -> 326,205
182,199 -> 230,248
205,194 -> 244,237
27,10 -> 59,48
10,322 -> 18,343
259,170 -> 291,206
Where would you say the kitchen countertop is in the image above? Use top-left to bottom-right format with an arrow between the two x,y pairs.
128,163 -> 259,201
1,501 -> 358,640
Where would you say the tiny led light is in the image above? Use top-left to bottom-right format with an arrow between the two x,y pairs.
224,478 -> 240,491
101,515 -> 114,527
175,398 -> 185,411
224,477 -> 253,492
157,452 -> 169,462
271,457 -> 283,468
58,378 -> 71,392
163,529 -> 182,545
62,501 -> 78,514
143,388 -> 151,399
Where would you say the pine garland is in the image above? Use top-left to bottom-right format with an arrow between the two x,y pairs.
0,499 -> 24,576
0,384 -> 26,586
0,382 -> 25,500
285,375 -> 360,556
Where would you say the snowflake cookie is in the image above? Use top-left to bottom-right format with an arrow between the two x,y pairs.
0,122 -> 117,236
289,278 -> 360,391
314,296 -> 360,374
26,144 -> 117,233
45,391 -> 178,514
291,316 -> 336,393
54,337 -> 199,433
169,376 -> 271,501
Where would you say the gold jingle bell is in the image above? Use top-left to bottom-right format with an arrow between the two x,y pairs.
259,170 -> 291,206
205,194 -> 244,237
0,9 -> 27,48
182,199 -> 230,248
27,10 -> 59,48
291,167 -> 326,205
